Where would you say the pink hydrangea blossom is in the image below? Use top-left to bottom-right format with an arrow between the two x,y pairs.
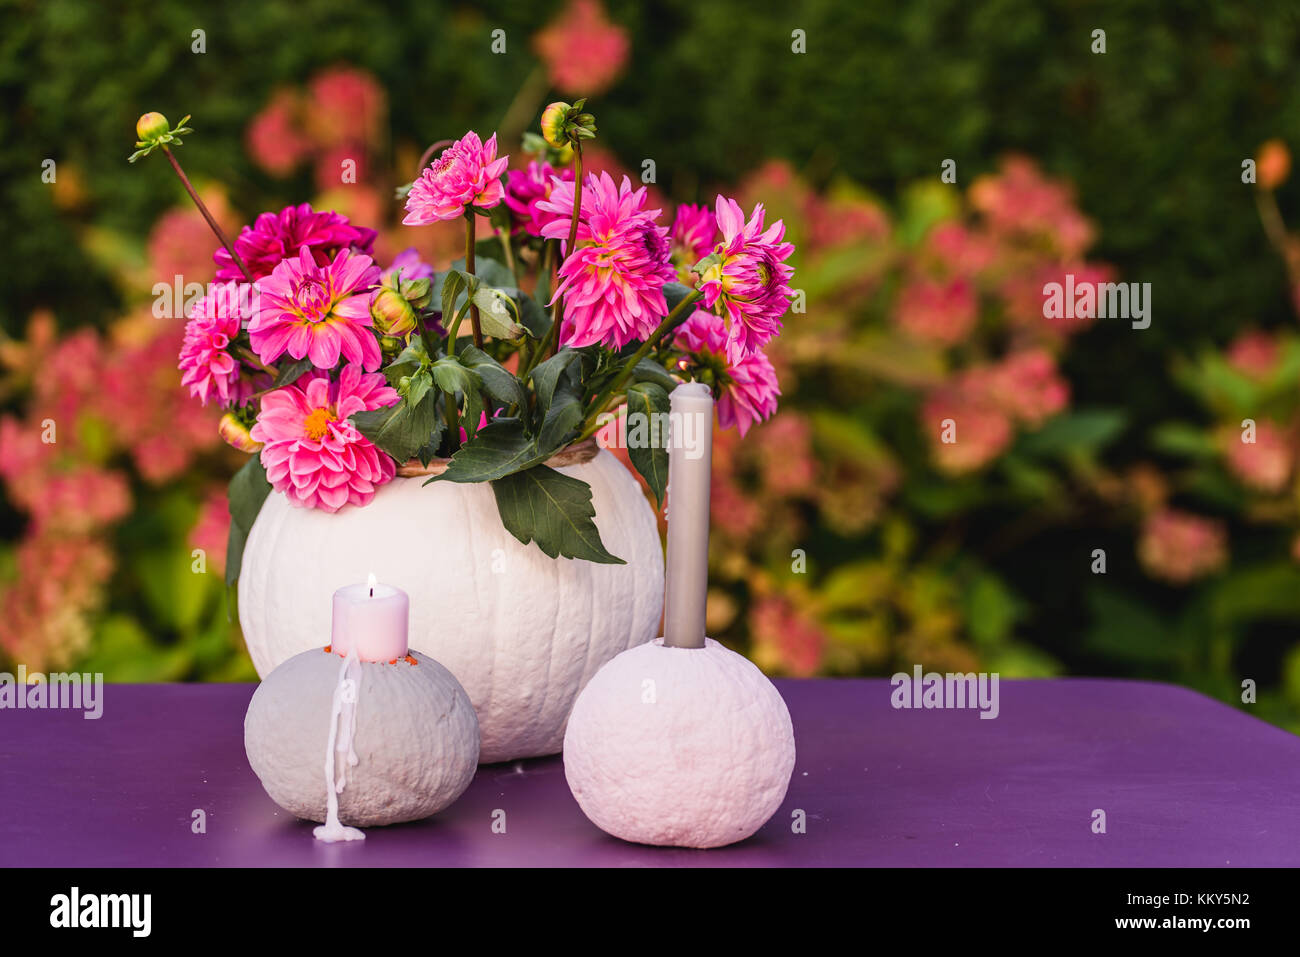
216,204 -> 376,282
921,382 -> 1013,474
922,221 -> 996,278
179,281 -> 254,407
1226,330 -> 1281,380
403,131 -> 509,225
251,364 -> 399,512
538,172 -> 676,348
982,349 -> 1070,427
1138,509 -> 1228,584
749,593 -> 826,677
699,195 -> 795,362
675,309 -> 779,436
894,276 -> 978,345
1223,419 -> 1293,492
250,246 -> 382,371
970,155 -> 1095,259
504,160 -> 574,237
533,0 -> 630,95
189,486 -> 232,577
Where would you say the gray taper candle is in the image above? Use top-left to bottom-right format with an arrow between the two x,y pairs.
662,381 -> 713,649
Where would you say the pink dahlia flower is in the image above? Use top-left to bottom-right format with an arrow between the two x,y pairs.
403,131 -> 509,225
215,203 -> 376,282
504,160 -> 574,237
538,171 -> 676,348
699,195 -> 795,362
179,281 -> 254,406
670,203 -> 718,272
250,246 -> 382,371
676,310 -> 779,437
251,364 -> 399,512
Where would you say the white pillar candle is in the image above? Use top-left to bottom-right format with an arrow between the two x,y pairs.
329,573 -> 410,662
662,382 -> 713,649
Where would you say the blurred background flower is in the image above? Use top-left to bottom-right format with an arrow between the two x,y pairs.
5,0 -> 1300,730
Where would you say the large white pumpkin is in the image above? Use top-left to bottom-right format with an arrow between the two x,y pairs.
238,447 -> 665,763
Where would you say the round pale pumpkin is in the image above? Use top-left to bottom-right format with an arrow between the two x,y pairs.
244,648 -> 480,826
239,448 -> 665,764
563,638 -> 796,848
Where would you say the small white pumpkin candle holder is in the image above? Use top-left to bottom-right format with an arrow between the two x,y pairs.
563,384 -> 796,849
244,575 -> 480,841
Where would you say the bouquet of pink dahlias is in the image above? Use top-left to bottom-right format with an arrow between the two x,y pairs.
131,101 -> 794,580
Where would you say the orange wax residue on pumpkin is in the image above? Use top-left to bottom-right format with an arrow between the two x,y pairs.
405,655 -> 418,666
388,658 -> 398,665
323,645 -> 332,653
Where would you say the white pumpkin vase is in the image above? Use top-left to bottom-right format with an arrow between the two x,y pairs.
239,440 -> 665,764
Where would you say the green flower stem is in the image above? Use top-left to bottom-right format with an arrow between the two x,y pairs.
518,239 -> 559,380
496,226 -> 518,286
577,288 -> 703,438
575,395 -> 626,442
465,212 -> 484,349
548,142 -> 583,360
443,306 -> 465,359
163,146 -> 253,284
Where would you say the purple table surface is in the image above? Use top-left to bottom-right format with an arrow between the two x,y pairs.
2,677 -> 1298,867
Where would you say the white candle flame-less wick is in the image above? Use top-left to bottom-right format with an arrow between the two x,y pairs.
367,571 -> 377,597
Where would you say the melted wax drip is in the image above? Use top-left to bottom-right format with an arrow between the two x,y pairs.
313,646 -> 365,843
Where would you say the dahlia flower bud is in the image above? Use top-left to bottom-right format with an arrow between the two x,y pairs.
540,99 -> 596,148
399,276 -> 432,310
136,112 -> 170,142
219,412 -> 263,453
370,286 -> 418,338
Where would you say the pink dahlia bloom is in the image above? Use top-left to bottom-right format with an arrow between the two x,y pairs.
251,365 -> 399,512
250,246 -> 382,371
504,160 -> 574,237
216,204 -> 377,282
533,0 -> 630,95
676,310 -> 779,437
538,172 -> 676,348
179,281 -> 254,407
670,203 -> 717,271
699,195 -> 795,362
403,131 -> 509,225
